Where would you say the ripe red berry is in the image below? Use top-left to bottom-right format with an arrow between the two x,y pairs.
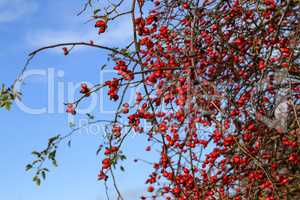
97,171 -> 108,181
102,158 -> 111,169
95,20 -> 107,34
62,47 -> 69,55
182,2 -> 189,9
145,146 -> 151,151
147,185 -> 154,192
95,20 -> 107,28
258,59 -> 265,70
80,83 -> 90,96
66,103 -> 76,115
98,27 -> 106,34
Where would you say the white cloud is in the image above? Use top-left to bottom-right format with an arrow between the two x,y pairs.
0,0 -> 38,23
26,17 -> 133,53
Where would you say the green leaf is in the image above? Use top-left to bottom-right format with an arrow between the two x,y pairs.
52,159 -> 58,167
96,145 -> 103,155
67,140 -> 72,147
121,49 -> 131,57
36,178 -> 41,186
41,171 -> 46,180
120,155 -> 127,161
136,42 -> 141,51
25,164 -> 33,171
1,84 -> 5,93
48,135 -> 60,145
32,159 -> 41,165
32,151 -> 41,157
48,150 -> 56,160
86,113 -> 94,120
93,9 -> 101,15
33,176 -> 41,186
42,168 -> 49,172
101,64 -> 107,70
4,102 -> 11,110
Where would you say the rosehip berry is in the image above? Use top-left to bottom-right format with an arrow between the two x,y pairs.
145,146 -> 151,151
98,27 -> 106,34
97,171 -> 108,181
62,47 -> 69,55
102,158 -> 111,169
182,2 -> 189,9
95,20 -> 107,28
80,83 -> 90,96
147,185 -> 154,192
66,104 -> 76,115
95,19 -> 107,34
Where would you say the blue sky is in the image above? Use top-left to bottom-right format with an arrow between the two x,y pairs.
0,0 -> 153,199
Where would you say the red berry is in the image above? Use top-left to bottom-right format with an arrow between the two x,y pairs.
80,83 -> 90,96
62,47 -> 68,55
102,158 -> 111,169
95,20 -> 107,28
97,171 -> 108,181
98,27 -> 106,34
147,185 -> 154,192
95,20 -> 107,34
182,2 -> 189,9
66,104 -> 76,115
